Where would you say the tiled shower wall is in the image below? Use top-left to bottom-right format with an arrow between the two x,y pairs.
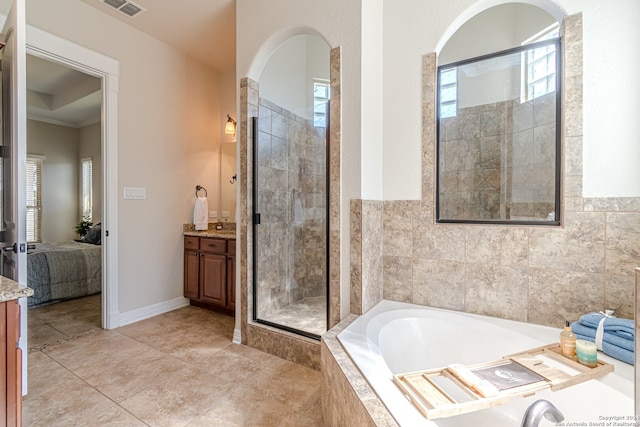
256,97 -> 327,318
439,93 -> 556,220
352,14 -> 640,327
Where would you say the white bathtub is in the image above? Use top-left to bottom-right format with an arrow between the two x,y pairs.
337,300 -> 634,427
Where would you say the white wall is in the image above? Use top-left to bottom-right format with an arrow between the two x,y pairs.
258,34 -> 330,120
219,69 -> 237,219
439,3 -> 556,65
22,0 -> 223,314
581,2 -> 640,197
361,0 -> 384,199
27,120 -> 79,242
440,4 -> 555,110
259,35 -> 308,118
382,0 -> 640,199
79,122 -> 102,224
237,0 -> 363,319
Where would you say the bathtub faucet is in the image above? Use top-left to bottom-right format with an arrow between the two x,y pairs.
520,399 -> 564,427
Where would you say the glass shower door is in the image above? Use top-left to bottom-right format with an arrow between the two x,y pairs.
252,108 -> 329,339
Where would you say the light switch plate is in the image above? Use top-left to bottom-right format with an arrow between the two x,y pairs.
221,211 -> 230,218
123,187 -> 146,200
210,211 -> 218,218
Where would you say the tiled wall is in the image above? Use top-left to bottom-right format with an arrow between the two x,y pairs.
352,14 -> 640,328
350,200 -> 383,315
255,97 -> 327,318
439,93 -> 556,220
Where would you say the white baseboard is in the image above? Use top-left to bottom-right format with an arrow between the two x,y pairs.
118,297 -> 190,327
232,328 -> 242,344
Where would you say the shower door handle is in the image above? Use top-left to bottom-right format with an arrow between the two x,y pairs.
254,213 -> 261,225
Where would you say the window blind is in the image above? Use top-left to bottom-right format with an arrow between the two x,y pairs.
26,156 -> 43,243
81,157 -> 93,221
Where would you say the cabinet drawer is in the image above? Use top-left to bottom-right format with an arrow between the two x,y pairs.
227,240 -> 236,256
184,236 -> 199,251
200,238 -> 226,254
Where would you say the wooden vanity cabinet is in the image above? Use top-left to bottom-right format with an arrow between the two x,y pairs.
183,238 -> 200,300
1,299 -> 22,427
183,236 -> 235,316
226,240 -> 236,310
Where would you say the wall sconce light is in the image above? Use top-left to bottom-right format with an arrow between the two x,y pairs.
224,114 -> 236,136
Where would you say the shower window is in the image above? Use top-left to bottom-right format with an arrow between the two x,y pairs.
436,38 -> 562,224
439,68 -> 457,119
522,24 -> 560,102
313,79 -> 330,127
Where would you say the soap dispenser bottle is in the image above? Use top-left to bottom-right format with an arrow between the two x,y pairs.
560,320 -> 577,359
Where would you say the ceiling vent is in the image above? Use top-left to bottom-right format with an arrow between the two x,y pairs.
99,0 -> 146,18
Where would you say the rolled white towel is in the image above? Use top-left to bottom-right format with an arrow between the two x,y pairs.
193,196 -> 209,231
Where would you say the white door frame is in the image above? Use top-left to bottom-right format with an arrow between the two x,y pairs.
26,26 -> 120,329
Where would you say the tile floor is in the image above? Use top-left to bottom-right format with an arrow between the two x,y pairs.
25,295 -> 323,426
260,296 -> 327,337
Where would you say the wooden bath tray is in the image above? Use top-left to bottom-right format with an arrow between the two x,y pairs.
393,343 -> 613,420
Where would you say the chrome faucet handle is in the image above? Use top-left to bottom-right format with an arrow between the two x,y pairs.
521,399 -> 564,427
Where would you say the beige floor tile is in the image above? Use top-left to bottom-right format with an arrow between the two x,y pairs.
81,348 -> 195,403
46,312 -> 101,337
118,373 -> 233,427
27,323 -> 70,350
83,293 -> 102,308
188,385 -> 305,427
26,351 -> 81,400
30,297 -> 92,321
23,378 -> 118,427
248,361 -> 322,417
119,321 -> 231,360
26,300 -> 322,427
43,330 -> 150,375
91,406 -> 147,426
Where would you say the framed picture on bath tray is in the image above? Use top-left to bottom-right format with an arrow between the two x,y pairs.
471,361 -> 545,391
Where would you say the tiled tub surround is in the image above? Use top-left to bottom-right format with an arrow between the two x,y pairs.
321,315 -> 398,427
255,97 -> 327,321
439,93 -> 556,220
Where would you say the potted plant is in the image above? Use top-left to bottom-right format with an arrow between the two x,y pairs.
74,217 -> 93,237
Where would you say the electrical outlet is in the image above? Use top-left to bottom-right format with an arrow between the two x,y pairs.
210,211 -> 218,218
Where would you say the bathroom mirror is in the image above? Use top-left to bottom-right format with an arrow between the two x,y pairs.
436,4 -> 561,225
219,142 -> 237,222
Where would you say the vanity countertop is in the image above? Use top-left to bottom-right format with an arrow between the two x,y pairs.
183,223 -> 236,240
183,230 -> 236,240
0,276 -> 33,302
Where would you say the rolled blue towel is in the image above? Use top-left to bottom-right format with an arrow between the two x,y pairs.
578,313 -> 634,341
574,333 -> 634,365
572,321 -> 634,352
